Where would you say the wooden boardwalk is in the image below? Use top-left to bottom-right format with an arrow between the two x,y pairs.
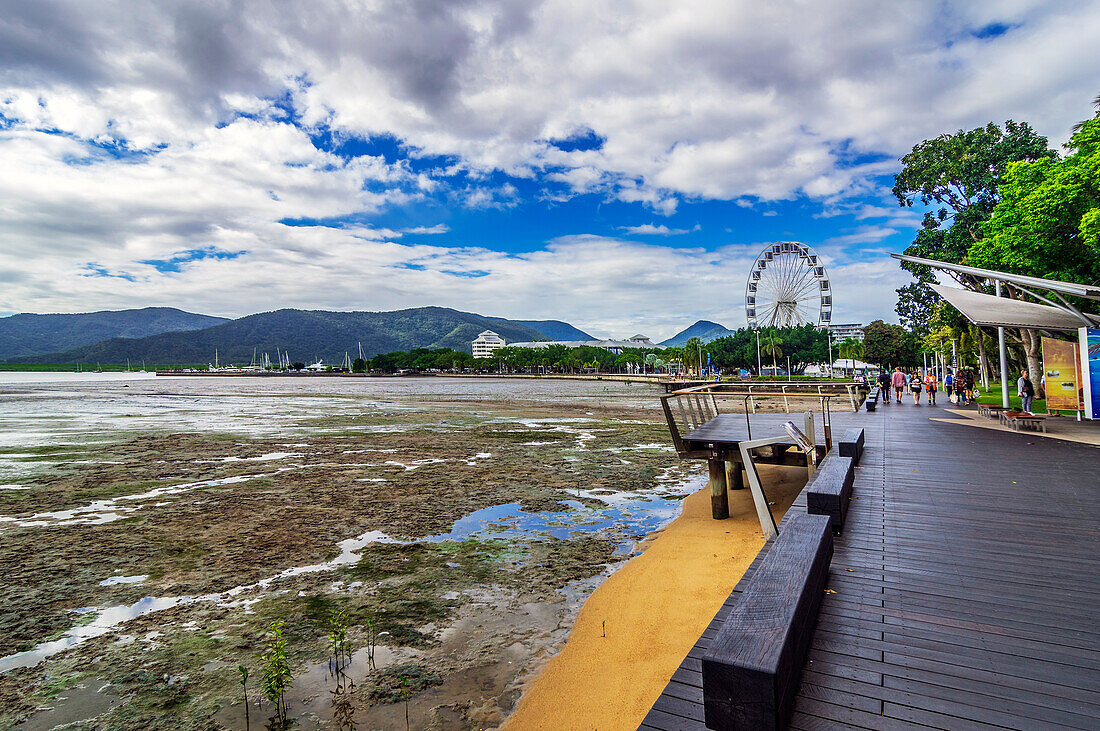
641,403 -> 1100,730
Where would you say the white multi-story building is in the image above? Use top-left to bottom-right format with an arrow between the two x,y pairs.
825,323 -> 865,342
472,330 -> 506,358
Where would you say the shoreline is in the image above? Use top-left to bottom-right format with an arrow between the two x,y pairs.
500,464 -> 808,730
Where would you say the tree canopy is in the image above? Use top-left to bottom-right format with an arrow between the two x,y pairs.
862,320 -> 919,368
892,121 -> 1055,333
969,118 -> 1100,313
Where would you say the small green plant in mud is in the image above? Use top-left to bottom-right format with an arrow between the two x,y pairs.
364,614 -> 377,672
259,620 -> 292,726
328,607 -> 351,672
401,675 -> 410,731
238,665 -> 250,727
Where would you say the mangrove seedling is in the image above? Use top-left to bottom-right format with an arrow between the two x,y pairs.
365,615 -> 377,671
260,620 -> 293,725
238,665 -> 250,727
329,607 -> 351,673
400,675 -> 410,731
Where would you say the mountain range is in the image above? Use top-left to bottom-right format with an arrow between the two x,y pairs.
4,307 -> 597,365
659,320 -> 737,347
0,308 -> 228,361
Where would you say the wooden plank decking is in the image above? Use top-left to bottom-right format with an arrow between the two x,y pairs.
641,404 -> 1100,730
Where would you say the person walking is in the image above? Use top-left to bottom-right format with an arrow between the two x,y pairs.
878,370 -> 891,405
963,369 -> 976,406
925,371 -> 938,405
909,371 -> 923,405
890,366 -> 907,404
1018,369 -> 1035,414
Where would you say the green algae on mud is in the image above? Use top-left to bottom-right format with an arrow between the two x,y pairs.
0,387 -> 693,729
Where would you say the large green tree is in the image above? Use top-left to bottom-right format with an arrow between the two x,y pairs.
971,119 -> 1100,293
862,320 -> 919,368
892,120 -> 1055,377
967,117 -> 1100,378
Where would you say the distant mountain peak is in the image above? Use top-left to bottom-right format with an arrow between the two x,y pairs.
659,319 -> 735,347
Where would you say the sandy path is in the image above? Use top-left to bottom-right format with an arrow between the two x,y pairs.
501,466 -> 807,730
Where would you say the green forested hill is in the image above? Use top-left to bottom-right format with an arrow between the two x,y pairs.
0,307 -> 229,361
494,319 -> 594,340
7,307 -> 559,364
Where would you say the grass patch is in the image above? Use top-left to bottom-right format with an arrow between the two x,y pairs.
368,663 -> 443,703
975,382 -> 1048,412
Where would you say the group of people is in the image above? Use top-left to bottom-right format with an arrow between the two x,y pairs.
877,366 -> 979,406
879,367 -> 941,405
875,366 -> 1036,412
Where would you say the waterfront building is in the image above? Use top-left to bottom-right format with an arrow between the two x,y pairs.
824,323 -> 864,342
471,330 -> 506,358
508,334 -> 659,355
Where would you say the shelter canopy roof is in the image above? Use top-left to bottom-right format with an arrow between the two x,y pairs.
929,284 -> 1100,331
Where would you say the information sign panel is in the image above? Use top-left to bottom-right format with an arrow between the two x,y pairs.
1080,328 -> 1100,420
1042,337 -> 1081,412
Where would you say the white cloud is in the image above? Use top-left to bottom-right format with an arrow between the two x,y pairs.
1,0 -> 1096,329
403,224 -> 450,235
620,224 -> 692,236
823,226 -> 899,247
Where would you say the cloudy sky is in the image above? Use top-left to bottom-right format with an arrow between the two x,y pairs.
2,1 -> 1098,338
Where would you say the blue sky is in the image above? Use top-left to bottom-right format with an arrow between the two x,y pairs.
1,1 -> 1097,339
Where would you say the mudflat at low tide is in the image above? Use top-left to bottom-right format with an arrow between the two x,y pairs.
0,375 -> 701,729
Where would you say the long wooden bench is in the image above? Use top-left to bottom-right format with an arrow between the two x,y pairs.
837,427 -> 864,466
805,452 -> 855,532
865,386 -> 879,412
702,512 -> 833,730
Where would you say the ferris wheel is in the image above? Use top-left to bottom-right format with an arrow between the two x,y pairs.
745,241 -> 832,328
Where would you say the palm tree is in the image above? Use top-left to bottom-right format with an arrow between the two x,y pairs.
760,331 -> 784,374
838,337 -> 864,361
684,337 -> 703,375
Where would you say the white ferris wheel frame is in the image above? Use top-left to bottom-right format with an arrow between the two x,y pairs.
745,241 -> 832,328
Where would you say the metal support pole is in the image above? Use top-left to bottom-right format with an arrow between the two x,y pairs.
996,281 -> 1010,409
755,329 -> 762,376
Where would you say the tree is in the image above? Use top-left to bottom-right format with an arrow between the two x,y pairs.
837,337 -> 864,361
759,331 -> 784,373
892,120 -> 1055,336
969,118 -> 1100,377
862,320 -> 918,368
683,337 -> 703,375
352,357 -> 367,373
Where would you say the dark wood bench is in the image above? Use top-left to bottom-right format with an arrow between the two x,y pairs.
865,386 -> 879,411
805,453 -> 855,532
838,427 -> 865,466
702,512 -> 833,730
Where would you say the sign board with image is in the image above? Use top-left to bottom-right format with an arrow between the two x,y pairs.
1080,328 -> 1100,420
1042,337 -> 1082,413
